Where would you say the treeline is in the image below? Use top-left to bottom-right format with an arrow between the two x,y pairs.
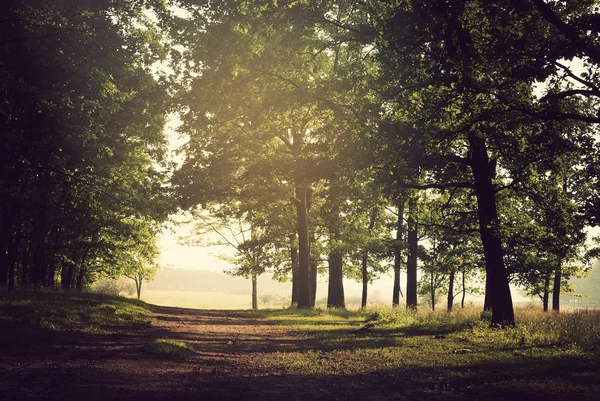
2,1 -> 600,328
0,1 -> 170,291
165,0 -> 600,326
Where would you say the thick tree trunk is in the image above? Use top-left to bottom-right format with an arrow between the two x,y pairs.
76,264 -> 86,291
61,259 -> 75,290
552,263 -> 561,312
469,132 -> 515,326
483,271 -> 492,312
290,233 -> 299,306
136,277 -> 142,300
406,195 -> 418,310
392,198 -> 405,307
327,224 -> 345,309
448,269 -> 455,312
295,186 -> 311,309
327,250 -> 345,308
251,271 -> 258,309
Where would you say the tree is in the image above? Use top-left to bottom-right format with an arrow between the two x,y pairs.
0,0 -> 171,291
170,1 -> 378,309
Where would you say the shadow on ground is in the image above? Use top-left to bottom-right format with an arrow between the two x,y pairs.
1,306 -> 598,401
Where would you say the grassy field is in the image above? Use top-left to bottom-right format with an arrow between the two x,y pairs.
0,290 -> 154,354
1,290 -> 599,400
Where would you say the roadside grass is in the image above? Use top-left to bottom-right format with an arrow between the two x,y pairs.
0,289 -> 153,353
249,305 -> 600,398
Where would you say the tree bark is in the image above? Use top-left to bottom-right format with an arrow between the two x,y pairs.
327,222 -> 345,308
361,209 -> 378,309
392,197 -> 405,307
483,271 -> 492,312
552,263 -> 561,312
136,276 -> 143,300
0,210 -> 12,289
290,233 -> 299,306
21,239 -> 31,288
542,274 -> 550,312
469,132 -> 514,326
406,195 -> 418,310
430,270 -> 436,312
461,271 -> 466,309
448,269 -> 455,312
361,249 -> 369,309
295,186 -> 311,309
309,256 -> 317,308
251,271 -> 258,310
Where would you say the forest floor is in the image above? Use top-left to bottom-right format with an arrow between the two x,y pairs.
1,292 -> 599,401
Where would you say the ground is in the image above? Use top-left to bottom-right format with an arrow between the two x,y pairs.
1,303 -> 599,401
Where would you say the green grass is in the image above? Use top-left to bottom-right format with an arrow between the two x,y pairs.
245,305 -> 600,399
0,289 -> 153,352
144,338 -> 195,360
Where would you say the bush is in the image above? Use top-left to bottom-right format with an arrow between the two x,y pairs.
91,279 -> 135,296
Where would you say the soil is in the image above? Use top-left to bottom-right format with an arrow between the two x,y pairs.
0,307 -> 402,401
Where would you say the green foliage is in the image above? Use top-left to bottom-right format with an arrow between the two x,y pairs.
0,0 -> 171,291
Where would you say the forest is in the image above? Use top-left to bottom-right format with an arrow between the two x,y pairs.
1,0 -> 600,329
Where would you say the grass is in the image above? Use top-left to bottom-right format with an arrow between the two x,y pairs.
246,305 -> 600,399
1,291 -> 599,399
144,338 -> 195,360
0,289 -> 153,353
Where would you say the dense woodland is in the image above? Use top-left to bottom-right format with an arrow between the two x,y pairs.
1,0 -> 600,326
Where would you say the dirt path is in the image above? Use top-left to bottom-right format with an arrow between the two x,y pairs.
1,306 -> 378,401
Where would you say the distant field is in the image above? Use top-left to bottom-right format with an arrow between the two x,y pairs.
139,289 -> 253,309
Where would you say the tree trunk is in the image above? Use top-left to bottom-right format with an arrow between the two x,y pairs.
136,276 -> 143,300
392,197 -> 405,307
61,259 -> 75,290
361,209 -> 378,309
430,271 -> 436,312
327,222 -> 345,308
295,186 -> 311,309
469,132 -> 514,326
461,271 -> 466,309
75,263 -> 86,291
309,256 -> 317,308
448,269 -> 455,312
483,271 -> 492,312
406,195 -> 418,310
290,233 -> 299,306
7,207 -> 22,291
542,273 -> 550,312
0,210 -> 12,289
30,207 -> 48,288
361,250 -> 369,309
251,271 -> 258,310
552,263 -> 561,312
21,238 -> 31,288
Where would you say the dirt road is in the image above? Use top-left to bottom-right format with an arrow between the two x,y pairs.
0,306 -> 392,401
